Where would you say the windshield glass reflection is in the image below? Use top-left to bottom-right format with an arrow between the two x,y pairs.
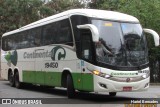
92,19 -> 148,67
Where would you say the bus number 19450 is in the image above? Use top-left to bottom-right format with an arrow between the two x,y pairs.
45,62 -> 58,68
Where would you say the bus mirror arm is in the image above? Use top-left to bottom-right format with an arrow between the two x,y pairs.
77,24 -> 99,42
143,28 -> 160,46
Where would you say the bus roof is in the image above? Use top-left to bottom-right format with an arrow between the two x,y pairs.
2,9 -> 139,37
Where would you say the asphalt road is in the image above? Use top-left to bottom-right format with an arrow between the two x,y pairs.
0,80 -> 160,107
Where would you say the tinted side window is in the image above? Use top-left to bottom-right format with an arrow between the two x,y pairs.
71,15 -> 90,58
31,27 -> 42,47
43,19 -> 73,46
81,29 -> 93,62
17,31 -> 30,49
2,37 -> 8,51
71,15 -> 90,41
8,35 -> 14,50
43,22 -> 58,45
58,19 -> 73,46
15,33 -> 23,49
28,30 -> 35,47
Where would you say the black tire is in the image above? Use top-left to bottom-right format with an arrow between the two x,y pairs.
109,92 -> 117,96
15,72 -> 22,89
8,71 -> 15,87
67,74 -> 75,98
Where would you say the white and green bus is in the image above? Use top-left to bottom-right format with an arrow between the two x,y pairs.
1,9 -> 159,98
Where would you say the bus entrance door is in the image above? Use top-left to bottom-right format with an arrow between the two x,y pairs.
80,29 -> 94,92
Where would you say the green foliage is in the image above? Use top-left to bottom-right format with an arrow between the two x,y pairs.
0,0 -> 83,36
90,0 -> 122,10
45,0 -> 84,14
0,0 -> 53,36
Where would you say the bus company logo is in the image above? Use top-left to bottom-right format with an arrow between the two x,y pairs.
51,46 -> 66,61
126,78 -> 131,82
111,72 -> 137,76
23,46 -> 66,60
5,50 -> 18,66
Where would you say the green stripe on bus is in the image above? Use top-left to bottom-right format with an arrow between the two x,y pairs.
72,73 -> 94,92
23,71 -> 94,91
81,73 -> 94,92
23,71 -> 61,86
45,72 -> 62,87
23,71 -> 36,83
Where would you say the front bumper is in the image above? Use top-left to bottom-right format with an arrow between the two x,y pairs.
93,75 -> 149,92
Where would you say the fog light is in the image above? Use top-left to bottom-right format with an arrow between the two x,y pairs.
99,83 -> 107,89
144,83 -> 149,88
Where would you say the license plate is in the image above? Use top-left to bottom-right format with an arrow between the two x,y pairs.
123,87 -> 132,91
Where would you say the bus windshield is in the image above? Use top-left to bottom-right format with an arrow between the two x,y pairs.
92,19 -> 148,68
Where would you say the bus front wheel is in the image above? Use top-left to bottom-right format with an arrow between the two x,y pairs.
9,71 -> 15,87
109,92 -> 117,96
67,74 -> 75,98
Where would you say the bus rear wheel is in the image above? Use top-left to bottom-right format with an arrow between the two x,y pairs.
109,92 -> 117,96
15,72 -> 22,89
9,71 -> 15,87
67,74 -> 75,98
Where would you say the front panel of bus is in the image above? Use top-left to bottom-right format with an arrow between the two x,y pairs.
71,15 -> 150,92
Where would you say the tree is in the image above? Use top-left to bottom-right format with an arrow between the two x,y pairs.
0,0 -> 53,36
90,0 -> 122,10
45,0 -> 84,14
0,0 -> 84,37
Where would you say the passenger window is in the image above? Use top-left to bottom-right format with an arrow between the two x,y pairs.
58,19 -> 73,46
2,37 -> 8,51
28,30 -> 35,47
42,19 -> 73,46
43,23 -> 57,45
31,27 -> 41,46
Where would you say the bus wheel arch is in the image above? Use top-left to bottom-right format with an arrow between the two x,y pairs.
61,70 -> 75,98
61,70 -> 71,88
8,69 -> 15,87
67,74 -> 75,98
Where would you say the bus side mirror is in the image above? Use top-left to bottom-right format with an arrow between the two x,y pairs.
143,29 -> 159,46
77,24 -> 99,42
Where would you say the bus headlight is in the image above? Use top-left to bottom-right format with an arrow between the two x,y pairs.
92,70 -> 111,78
105,74 -> 111,78
92,70 -> 100,75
